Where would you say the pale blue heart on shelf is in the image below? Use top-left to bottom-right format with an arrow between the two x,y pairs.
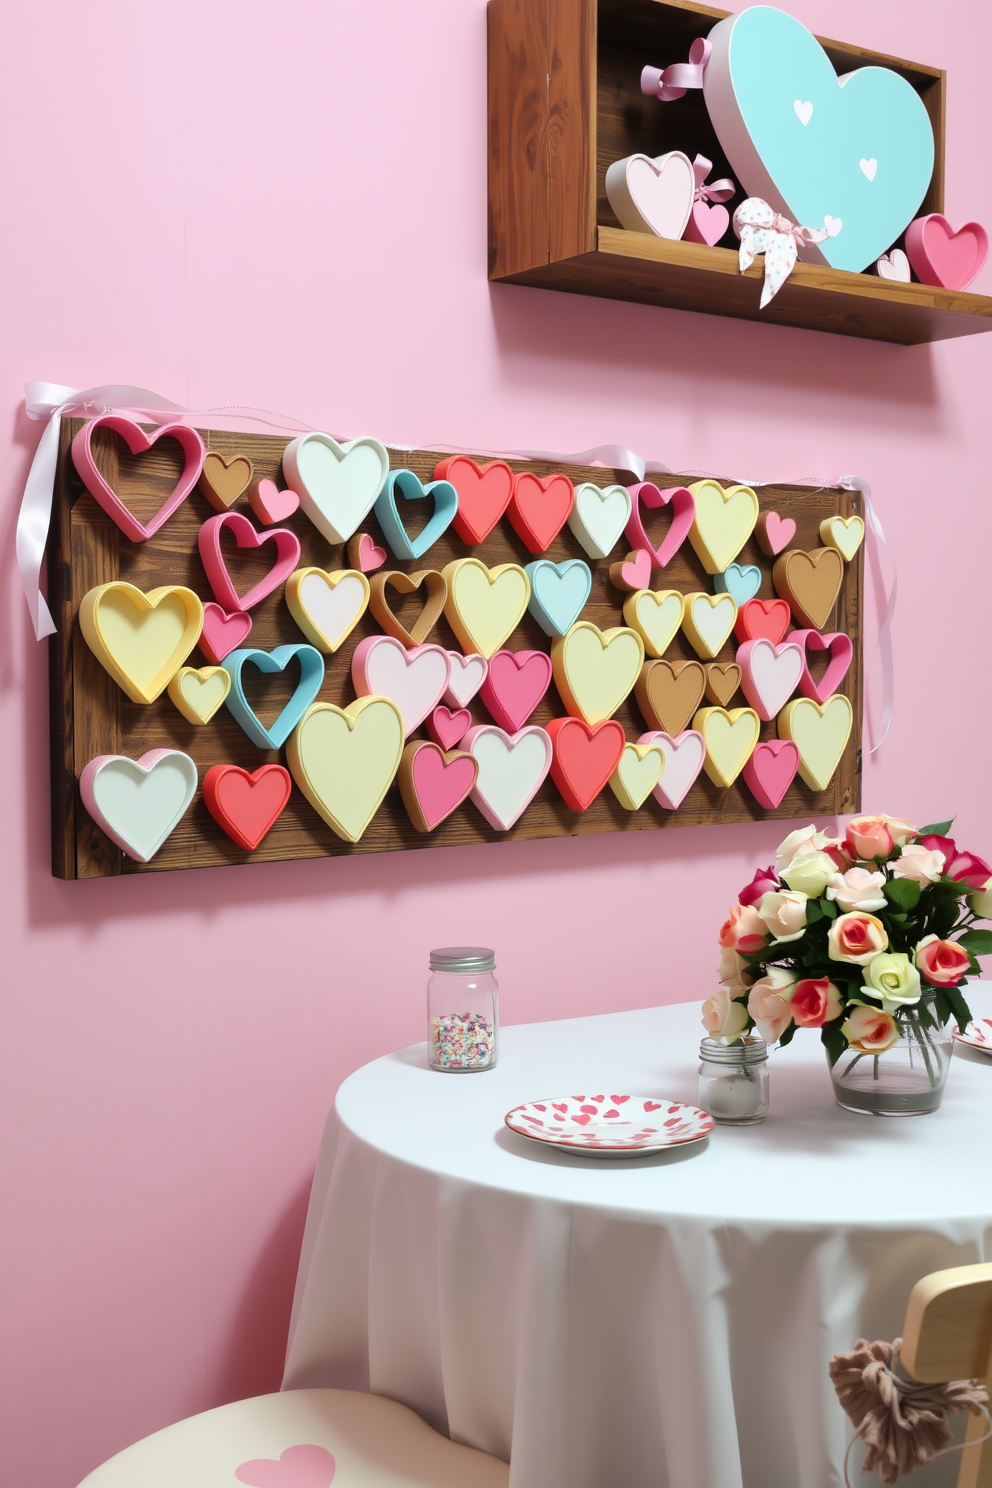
524,559 -> 592,637
714,563 -> 762,606
703,5 -> 934,273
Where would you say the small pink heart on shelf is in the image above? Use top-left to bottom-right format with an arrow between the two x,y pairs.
904,213 -> 989,291
875,248 -> 911,282
235,1444 -> 335,1488
249,480 -> 300,525
427,704 -> 471,751
684,199 -> 730,247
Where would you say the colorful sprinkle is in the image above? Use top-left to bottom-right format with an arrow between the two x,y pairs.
430,1011 -> 495,1069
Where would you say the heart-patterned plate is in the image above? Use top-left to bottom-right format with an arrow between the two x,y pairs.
505,1095 -> 714,1157
953,1019 -> 992,1055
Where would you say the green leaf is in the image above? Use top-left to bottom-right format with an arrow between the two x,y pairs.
917,820 -> 954,838
884,878 -> 921,911
778,1022 -> 798,1048
957,929 -> 992,954
943,982 -> 973,1033
932,899 -> 960,938
806,899 -> 824,925
821,1021 -> 848,1066
932,988 -> 955,1028
818,897 -> 838,919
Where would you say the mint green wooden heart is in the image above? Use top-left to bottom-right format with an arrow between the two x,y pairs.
704,6 -> 934,273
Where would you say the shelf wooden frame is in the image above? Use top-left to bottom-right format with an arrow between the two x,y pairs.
487,0 -> 992,344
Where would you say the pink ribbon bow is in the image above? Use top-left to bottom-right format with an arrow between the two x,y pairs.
641,37 -> 711,102
733,197 -> 843,308
691,154 -> 734,205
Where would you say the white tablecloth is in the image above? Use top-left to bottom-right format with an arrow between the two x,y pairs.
283,990 -> 992,1488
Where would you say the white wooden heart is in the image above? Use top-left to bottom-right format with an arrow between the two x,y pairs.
567,482 -> 633,560
876,247 -> 911,281
80,749 -> 198,862
605,150 -> 695,240
282,431 -> 390,544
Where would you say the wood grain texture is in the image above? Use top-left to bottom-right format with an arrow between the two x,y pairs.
52,420 -> 862,878
489,0 -> 978,341
901,1264 -> 992,1488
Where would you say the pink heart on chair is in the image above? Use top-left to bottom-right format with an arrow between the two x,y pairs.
235,1444 -> 335,1488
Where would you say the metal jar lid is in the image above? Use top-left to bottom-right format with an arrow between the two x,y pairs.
699,1035 -> 768,1066
430,946 -> 496,972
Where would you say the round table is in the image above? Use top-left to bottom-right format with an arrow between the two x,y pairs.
283,991 -> 992,1488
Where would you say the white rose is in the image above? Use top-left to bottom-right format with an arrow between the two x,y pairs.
757,889 -> 809,942
701,988 -> 750,1044
775,825 -> 827,876
718,946 -> 752,997
969,876 -> 992,919
781,851 -> 837,897
825,867 -> 887,912
893,844 -> 945,885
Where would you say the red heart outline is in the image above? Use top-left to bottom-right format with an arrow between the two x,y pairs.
624,483 -> 695,569
734,598 -> 791,645
435,456 -> 514,544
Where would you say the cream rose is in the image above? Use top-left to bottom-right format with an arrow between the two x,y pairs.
825,867 -> 887,912
775,825 -> 827,876
862,952 -> 921,1011
827,912 -> 888,965
841,1004 -> 899,1054
718,903 -> 767,954
702,988 -> 749,1044
893,844 -> 945,885
717,946 -> 753,997
969,876 -> 992,918
746,967 -> 797,1043
756,889 -> 809,943
781,851 -> 838,897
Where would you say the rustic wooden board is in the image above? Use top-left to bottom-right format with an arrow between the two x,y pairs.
48,419 -> 863,878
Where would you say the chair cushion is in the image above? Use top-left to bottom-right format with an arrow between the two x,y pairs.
78,1389 -> 509,1488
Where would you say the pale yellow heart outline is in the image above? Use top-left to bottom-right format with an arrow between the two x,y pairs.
442,558 -> 530,659
551,621 -> 645,725
622,589 -> 684,659
778,694 -> 853,791
609,741 -> 665,811
287,695 -> 404,843
78,582 -> 204,704
167,666 -> 231,725
688,480 -> 759,575
682,592 -> 738,659
819,515 -> 865,562
693,706 -> 760,786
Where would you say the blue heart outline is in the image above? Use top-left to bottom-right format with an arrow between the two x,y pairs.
224,644 -> 325,748
374,469 -> 459,561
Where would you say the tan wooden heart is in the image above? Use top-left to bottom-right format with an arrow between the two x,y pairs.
773,548 -> 844,631
704,662 -> 742,707
199,453 -> 254,510
635,659 -> 706,736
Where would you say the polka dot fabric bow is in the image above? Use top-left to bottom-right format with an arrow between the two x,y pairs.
734,197 -> 843,308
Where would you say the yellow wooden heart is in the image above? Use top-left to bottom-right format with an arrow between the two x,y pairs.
682,592 -> 738,659
778,694 -> 853,791
286,566 -> 371,652
819,515 -> 865,562
167,665 -> 231,725
287,695 -> 404,843
552,621 -> 645,725
622,589 -> 684,658
78,582 -> 204,704
693,706 -> 760,786
688,480 -> 759,575
442,558 -> 530,659
609,741 -> 665,810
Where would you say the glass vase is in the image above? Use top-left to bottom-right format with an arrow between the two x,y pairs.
828,992 -> 953,1117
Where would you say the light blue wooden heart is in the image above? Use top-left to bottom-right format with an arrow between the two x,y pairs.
704,6 -> 934,272
224,644 -> 325,749
713,563 -> 762,606
374,469 -> 459,560
524,559 -> 592,637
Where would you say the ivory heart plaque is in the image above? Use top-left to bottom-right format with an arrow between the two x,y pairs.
568,482 -> 632,559
351,635 -> 450,736
552,621 -> 644,725
288,698 -> 404,843
462,724 -> 553,830
605,150 -> 695,239
682,592 -> 738,660
80,749 -> 198,862
608,740 -> 665,811
286,567 -> 370,652
167,665 -> 231,725
638,729 -> 706,809
444,650 -> 488,708
442,559 -> 531,659
282,432 -> 390,544
778,694 -> 853,791
819,515 -> 864,562
622,589 -> 684,658
79,582 -> 204,704
875,247 -> 911,282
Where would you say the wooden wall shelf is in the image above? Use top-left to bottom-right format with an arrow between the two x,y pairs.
487,0 -> 992,344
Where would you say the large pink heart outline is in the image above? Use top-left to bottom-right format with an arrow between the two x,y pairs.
235,1443 -> 335,1488
792,629 -> 853,704
71,414 -> 206,543
624,483 -> 695,570
198,511 -> 301,613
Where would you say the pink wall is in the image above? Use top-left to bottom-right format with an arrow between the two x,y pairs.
2,0 -> 990,1483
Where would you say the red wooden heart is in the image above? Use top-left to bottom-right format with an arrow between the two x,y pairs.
734,597 -> 791,645
507,472 -> 575,553
434,456 -> 514,544
547,716 -> 625,810
203,764 -> 292,850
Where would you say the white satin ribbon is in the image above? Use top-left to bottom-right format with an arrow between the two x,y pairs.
16,384 -> 894,752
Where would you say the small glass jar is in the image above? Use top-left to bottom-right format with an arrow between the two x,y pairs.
428,947 -> 499,1072
699,1036 -> 769,1124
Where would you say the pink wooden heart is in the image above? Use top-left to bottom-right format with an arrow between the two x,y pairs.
736,638 -> 804,722
249,479 -> 300,525
618,549 -> 652,590
352,533 -> 387,573
625,483 -> 695,569
71,415 -> 206,543
235,1444 -> 335,1488
683,199 -> 730,247
638,729 -> 705,809
198,511 -> 301,613
409,745 -> 478,831
759,511 -> 796,555
427,704 -> 471,750
741,739 -> 799,810
479,650 -> 553,732
199,603 -> 252,664
792,629 -> 854,704
905,214 -> 989,291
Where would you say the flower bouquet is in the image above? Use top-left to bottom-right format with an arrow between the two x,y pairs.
705,815 -> 992,1114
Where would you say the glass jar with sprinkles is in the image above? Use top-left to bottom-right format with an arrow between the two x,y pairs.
428,947 -> 499,1072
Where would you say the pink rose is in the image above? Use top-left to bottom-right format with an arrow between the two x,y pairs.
840,1005 -> 899,1054
919,835 -> 992,891
756,889 -> 808,942
825,867 -> 887,912
915,934 -> 971,987
739,865 -> 779,907
701,988 -> 749,1043
746,967 -> 796,1043
718,903 -> 767,954
892,844 -> 945,885
827,911 -> 888,965
845,815 -> 915,862
718,947 -> 753,997
788,977 -> 844,1028
775,826 -> 828,876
